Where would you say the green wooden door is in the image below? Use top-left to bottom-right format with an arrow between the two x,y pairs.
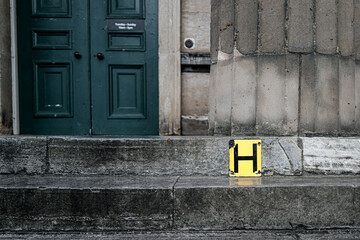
17,0 -> 158,135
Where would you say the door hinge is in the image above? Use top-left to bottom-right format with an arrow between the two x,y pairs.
89,128 -> 93,135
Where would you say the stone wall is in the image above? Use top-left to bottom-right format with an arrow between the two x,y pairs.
0,1 -> 12,134
210,0 -> 360,136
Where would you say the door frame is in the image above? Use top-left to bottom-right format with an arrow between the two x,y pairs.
10,0 -> 182,136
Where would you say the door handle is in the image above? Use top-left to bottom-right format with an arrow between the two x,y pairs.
74,52 -> 82,59
97,53 -> 104,60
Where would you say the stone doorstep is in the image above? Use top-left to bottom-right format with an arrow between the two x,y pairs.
0,175 -> 359,232
1,230 -> 360,240
1,136 -> 360,175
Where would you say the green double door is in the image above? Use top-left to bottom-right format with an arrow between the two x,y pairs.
18,0 -> 158,135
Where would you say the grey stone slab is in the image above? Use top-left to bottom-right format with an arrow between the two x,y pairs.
231,55 -> 257,135
214,58 -> 233,136
339,58 -> 356,132
0,137 -> 47,174
47,136 -> 302,176
259,0 -> 285,53
210,0 -> 220,63
355,0 -> 360,61
315,0 -> 338,54
355,187 -> 360,226
300,54 -> 316,134
2,230 -> 360,240
256,55 -> 299,135
314,55 -> 339,134
302,137 -> 360,174
48,137 -> 230,176
181,116 -> 209,136
288,0 -> 314,53
356,62 -> 360,129
174,176 -> 358,230
261,138 -> 302,176
235,0 -> 258,54
338,0 -> 355,57
208,63 -> 217,135
0,175 -> 176,231
218,0 -> 235,54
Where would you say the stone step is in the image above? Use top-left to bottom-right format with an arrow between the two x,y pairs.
1,136 -> 359,176
1,230 -> 360,240
0,175 -> 359,232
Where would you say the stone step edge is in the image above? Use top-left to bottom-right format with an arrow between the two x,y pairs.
0,175 -> 359,232
0,136 -> 359,176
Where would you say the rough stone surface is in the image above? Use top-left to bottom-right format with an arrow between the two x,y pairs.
355,0 -> 360,61
261,138 -> 302,176
47,136 -> 302,176
256,54 -> 299,135
48,137 -> 230,176
259,0 -> 285,53
208,63 -> 217,135
315,55 -> 339,133
231,55 -> 257,135
288,0 -> 314,53
174,176 -> 359,230
0,175 -> 176,231
300,54 -> 316,133
213,58 -> 233,135
302,137 -> 360,174
181,116 -> 209,136
2,230 -> 360,239
235,0 -> 258,54
339,57 -> 356,132
338,0 -> 355,57
210,0 -> 220,63
0,137 -> 47,174
315,0 -> 338,54
218,0 -> 234,54
181,72 -> 209,116
181,0 -> 211,53
300,54 -> 341,135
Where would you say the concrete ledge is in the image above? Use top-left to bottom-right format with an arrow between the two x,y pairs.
1,230 -> 360,239
0,175 -> 358,231
0,175 -> 177,231
0,136 -> 359,176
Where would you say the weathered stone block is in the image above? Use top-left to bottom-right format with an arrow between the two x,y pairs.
181,116 -> 209,136
288,0 -> 314,53
0,137 -> 47,174
300,54 -> 317,134
315,0 -> 338,54
235,0 -> 258,54
300,54 -> 340,135
338,0 -> 355,57
231,55 -> 257,135
0,175 -> 176,231
174,176 -> 357,230
259,0 -> 285,53
214,57 -> 233,135
302,137 -> 360,174
218,0 -> 235,54
48,137 -> 230,176
256,54 -> 299,135
181,72 -> 209,116
314,55 -> 339,133
355,0 -> 360,60
211,0 -> 220,63
261,138 -> 302,175
181,0 -> 211,53
208,63 -> 217,135
339,58 -> 356,132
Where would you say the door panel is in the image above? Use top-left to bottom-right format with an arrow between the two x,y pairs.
90,0 -> 158,135
18,0 -> 90,135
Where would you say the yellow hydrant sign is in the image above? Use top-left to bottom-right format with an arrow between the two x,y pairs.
229,140 -> 262,177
